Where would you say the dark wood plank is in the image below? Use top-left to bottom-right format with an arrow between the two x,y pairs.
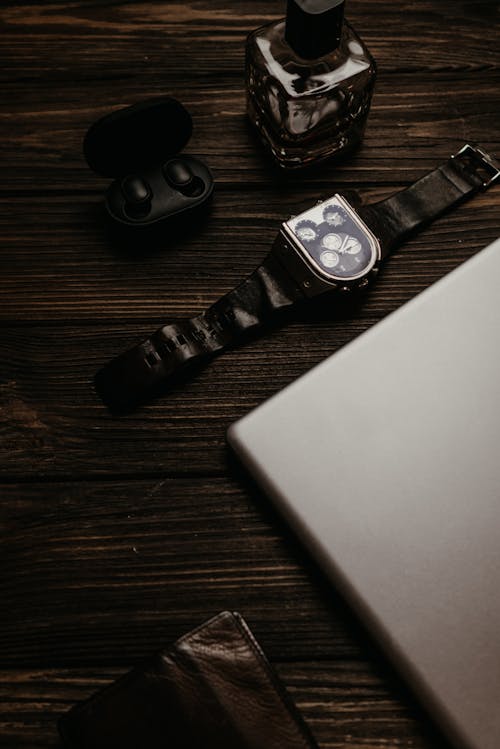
1,0 -> 500,191
0,322 -> 354,479
1,73 -> 499,191
0,663 -> 445,748
0,190 -> 498,322
0,477 -> 378,665
1,0 -> 498,77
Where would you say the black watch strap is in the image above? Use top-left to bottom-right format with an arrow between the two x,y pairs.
358,144 -> 500,258
95,253 -> 304,410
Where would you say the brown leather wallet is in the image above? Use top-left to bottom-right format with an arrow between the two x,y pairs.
59,611 -> 318,749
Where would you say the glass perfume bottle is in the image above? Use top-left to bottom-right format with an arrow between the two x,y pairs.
246,0 -> 376,168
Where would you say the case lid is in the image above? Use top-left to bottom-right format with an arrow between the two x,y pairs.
83,97 -> 193,178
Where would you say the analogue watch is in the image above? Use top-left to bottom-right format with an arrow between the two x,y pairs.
95,144 -> 500,410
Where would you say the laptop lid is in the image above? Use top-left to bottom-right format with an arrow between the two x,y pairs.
228,238 -> 500,749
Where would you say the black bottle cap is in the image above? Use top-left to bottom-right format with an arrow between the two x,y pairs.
285,0 -> 345,60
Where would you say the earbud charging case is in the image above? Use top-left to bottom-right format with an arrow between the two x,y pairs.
83,97 -> 214,233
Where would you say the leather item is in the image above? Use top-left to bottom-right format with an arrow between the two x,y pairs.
95,144 -> 499,410
358,144 -> 499,258
58,611 -> 318,749
95,253 -> 305,410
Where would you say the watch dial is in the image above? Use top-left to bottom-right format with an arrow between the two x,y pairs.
295,220 -> 317,243
320,251 -> 339,268
285,196 -> 379,282
322,233 -> 342,251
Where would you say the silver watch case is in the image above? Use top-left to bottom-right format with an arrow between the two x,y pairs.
273,194 -> 381,298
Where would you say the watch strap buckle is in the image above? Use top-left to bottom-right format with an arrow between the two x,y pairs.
453,144 -> 500,189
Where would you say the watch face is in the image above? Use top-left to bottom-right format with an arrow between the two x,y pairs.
285,195 -> 380,282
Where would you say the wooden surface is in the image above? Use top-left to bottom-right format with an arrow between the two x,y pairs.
1,1 -> 499,746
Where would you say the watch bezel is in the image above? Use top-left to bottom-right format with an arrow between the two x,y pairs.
282,194 -> 381,284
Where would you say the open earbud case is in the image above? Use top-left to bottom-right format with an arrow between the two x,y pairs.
83,96 -> 214,235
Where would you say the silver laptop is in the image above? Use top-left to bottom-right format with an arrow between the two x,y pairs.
228,238 -> 500,749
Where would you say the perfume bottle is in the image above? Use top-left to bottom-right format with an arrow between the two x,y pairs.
246,0 -> 376,168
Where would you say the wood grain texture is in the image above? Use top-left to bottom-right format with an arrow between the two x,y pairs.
1,75 -> 500,190
0,664 -> 444,748
0,478 -> 368,665
0,192 -> 498,322
1,0 -> 499,746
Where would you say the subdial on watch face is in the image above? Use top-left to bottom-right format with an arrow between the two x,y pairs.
322,233 -> 342,251
295,221 -> 317,243
323,208 -> 345,227
342,235 -> 363,254
320,250 -> 340,269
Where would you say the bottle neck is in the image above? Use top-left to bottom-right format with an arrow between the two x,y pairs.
285,0 -> 345,60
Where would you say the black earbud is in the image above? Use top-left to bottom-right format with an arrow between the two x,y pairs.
121,175 -> 152,219
164,159 -> 192,188
163,159 -> 204,197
